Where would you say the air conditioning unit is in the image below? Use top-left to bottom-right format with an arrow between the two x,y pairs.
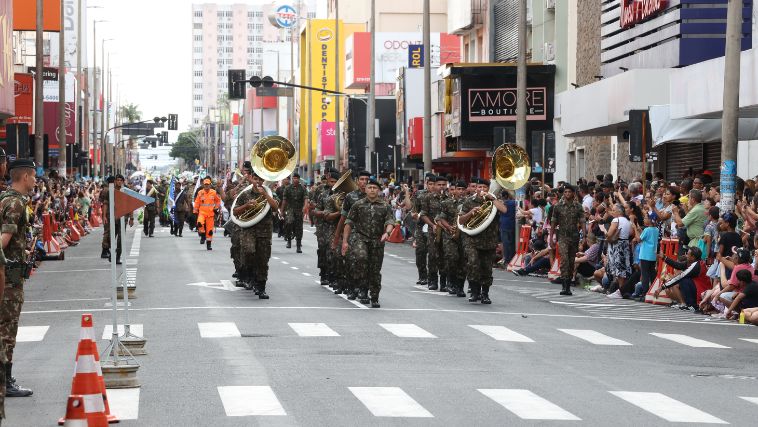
544,42 -> 555,63
546,0 -> 555,10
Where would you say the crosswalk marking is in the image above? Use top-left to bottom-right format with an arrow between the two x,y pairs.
106,388 -> 140,420
740,396 -> 758,406
650,333 -> 730,349
740,338 -> 758,345
288,323 -> 340,337
102,324 -> 144,340
290,266 -> 299,270
379,323 -> 437,338
469,325 -> 534,343
17,326 -> 50,342
610,391 -> 728,424
217,386 -> 286,416
558,329 -> 632,346
349,387 -> 433,418
281,261 -> 289,265
479,389 -> 581,420
198,322 -> 241,338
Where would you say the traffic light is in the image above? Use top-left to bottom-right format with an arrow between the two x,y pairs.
162,131 -> 169,145
228,69 -> 247,100
168,114 -> 178,130
262,76 -> 274,88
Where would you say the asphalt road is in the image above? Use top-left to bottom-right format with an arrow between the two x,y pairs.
6,222 -> 758,426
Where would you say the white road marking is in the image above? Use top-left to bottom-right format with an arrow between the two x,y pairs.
290,266 -> 299,270
740,396 -> 758,406
379,323 -> 437,338
219,280 -> 239,292
349,387 -> 433,418
288,323 -> 340,337
106,388 -> 140,420
469,325 -> 534,343
217,386 -> 286,416
302,272 -> 312,277
102,324 -> 144,340
281,261 -> 289,265
36,268 -> 111,273
740,338 -> 758,345
27,298 -> 109,303
479,389 -> 580,420
650,333 -> 730,348
16,326 -> 50,342
272,257 -> 280,260
610,391 -> 728,424
198,322 -> 241,338
558,329 -> 632,346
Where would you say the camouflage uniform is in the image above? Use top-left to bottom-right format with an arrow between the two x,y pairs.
411,189 -> 428,283
341,189 -> 366,292
274,185 -> 286,236
224,182 -> 249,277
0,246 -> 5,418
320,191 -> 343,287
0,189 -> 30,395
144,186 -> 163,236
551,198 -> 585,280
460,194 -> 500,301
236,187 -> 278,292
436,195 -> 465,295
282,183 -> 307,244
310,184 -> 328,278
345,197 -> 394,303
419,192 -> 446,289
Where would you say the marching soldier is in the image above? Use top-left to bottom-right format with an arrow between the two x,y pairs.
333,171 -> 370,300
143,180 -> 163,237
342,179 -> 395,308
0,150 -> 7,413
280,173 -> 307,252
419,175 -> 448,291
0,159 -> 37,397
233,170 -> 279,298
549,184 -> 586,296
194,178 -> 222,250
100,175 -> 134,264
309,174 -> 331,282
436,180 -> 468,297
222,162 -> 253,282
458,178 -> 507,304
274,177 -> 289,238
411,175 -> 432,286
313,172 -> 340,288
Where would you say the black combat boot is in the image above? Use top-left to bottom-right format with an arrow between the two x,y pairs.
6,363 -> 32,397
468,282 -> 481,302
427,275 -> 438,291
371,300 -> 381,308
200,235 -> 206,245
101,248 -> 110,259
347,288 -> 358,300
456,280 -> 467,297
358,289 -> 370,304
296,240 -> 302,253
480,284 -> 492,304
560,279 -> 573,296
206,241 -> 212,251
286,239 -> 292,248
439,275 -> 449,293
257,283 -> 269,299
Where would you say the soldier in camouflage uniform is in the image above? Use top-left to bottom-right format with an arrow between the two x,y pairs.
312,172 -> 339,288
274,177 -> 289,238
0,159 -> 36,398
99,175 -> 134,264
280,173 -> 308,252
549,185 -> 586,296
342,179 -> 395,308
420,175 -> 448,291
223,162 -> 253,284
335,171 -> 370,300
309,174 -> 330,283
436,180 -> 468,297
411,176 -> 431,286
458,178 -> 507,304
233,170 -> 279,298
0,149 -> 6,416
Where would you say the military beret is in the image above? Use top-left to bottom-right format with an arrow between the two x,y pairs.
293,172 -> 300,178
470,176 -> 480,183
367,179 -> 381,188
358,170 -> 371,178
320,175 -> 327,181
435,175 -> 448,182
563,184 -> 576,192
9,158 -> 36,171
329,172 -> 340,180
455,180 -> 467,188
115,174 -> 125,180
426,175 -> 437,182
480,178 -> 491,186
106,176 -> 116,184
241,161 -> 253,171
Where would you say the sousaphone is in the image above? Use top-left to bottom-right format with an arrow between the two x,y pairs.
331,170 -> 358,211
458,143 -> 531,236
230,136 -> 296,228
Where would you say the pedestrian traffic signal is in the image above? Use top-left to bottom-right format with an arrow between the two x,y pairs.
228,69 -> 247,100
168,114 -> 178,130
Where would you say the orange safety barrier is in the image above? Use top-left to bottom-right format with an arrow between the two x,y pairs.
58,314 -> 118,425
645,238 -> 679,305
42,214 -> 63,259
90,203 -> 102,228
548,245 -> 561,280
387,222 -> 405,243
66,220 -> 81,242
507,225 -> 532,271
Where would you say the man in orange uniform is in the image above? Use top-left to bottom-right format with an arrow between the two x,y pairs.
193,178 -> 222,250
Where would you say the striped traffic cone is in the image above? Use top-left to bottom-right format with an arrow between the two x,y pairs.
62,395 -> 107,427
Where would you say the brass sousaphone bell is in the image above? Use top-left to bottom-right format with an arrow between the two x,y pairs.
230,136 -> 297,228
331,170 -> 359,211
458,143 -> 531,236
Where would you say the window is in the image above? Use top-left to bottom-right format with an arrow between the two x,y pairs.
194,95 -> 202,101
193,59 -> 202,65
194,47 -> 202,53
194,35 -> 202,42
193,10 -> 202,18
248,11 -> 253,19
307,12 -> 316,18
193,23 -> 202,30
217,70 -> 227,77
193,71 -> 202,77
194,83 -> 202,89
194,107 -> 203,113
254,11 -> 262,18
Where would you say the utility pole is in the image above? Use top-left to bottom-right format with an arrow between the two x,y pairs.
366,0 -> 376,174
515,0 -> 527,150
77,0 -> 87,177
720,0 -> 741,213
93,21 -> 99,177
422,0 -> 431,175
58,0 -> 67,177
334,0 -> 341,171
34,0 -> 44,167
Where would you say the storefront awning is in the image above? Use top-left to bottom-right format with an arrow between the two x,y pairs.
649,105 -> 758,147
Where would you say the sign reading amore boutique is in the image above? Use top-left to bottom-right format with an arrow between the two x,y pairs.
467,87 -> 547,122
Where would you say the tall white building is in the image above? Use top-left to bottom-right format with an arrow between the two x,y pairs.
191,2 -> 320,127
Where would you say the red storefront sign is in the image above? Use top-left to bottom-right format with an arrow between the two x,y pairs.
0,73 -> 34,140
0,0 -> 13,118
620,0 -> 668,29
43,101 -> 75,148
408,117 -> 423,156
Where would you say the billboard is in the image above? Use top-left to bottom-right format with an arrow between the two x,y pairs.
0,0 -> 13,118
43,101 -> 76,148
0,74 -> 34,140
345,32 -> 461,88
13,0 -> 60,32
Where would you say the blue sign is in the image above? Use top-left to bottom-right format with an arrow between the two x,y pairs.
408,44 -> 424,69
273,5 -> 297,29
720,159 -> 736,212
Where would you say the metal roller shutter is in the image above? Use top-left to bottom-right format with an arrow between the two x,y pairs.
493,0 -> 519,62
665,143 -> 704,182
703,142 -> 721,183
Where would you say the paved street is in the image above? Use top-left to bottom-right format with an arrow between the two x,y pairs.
7,224 -> 758,426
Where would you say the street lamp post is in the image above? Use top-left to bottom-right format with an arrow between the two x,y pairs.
101,38 -> 115,178
81,5 -> 102,178
366,0 -> 376,174
92,19 -> 108,177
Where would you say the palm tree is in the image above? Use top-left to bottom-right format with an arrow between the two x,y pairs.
120,103 -> 142,123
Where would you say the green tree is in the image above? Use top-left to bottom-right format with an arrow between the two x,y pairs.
119,103 -> 142,122
170,129 -> 201,166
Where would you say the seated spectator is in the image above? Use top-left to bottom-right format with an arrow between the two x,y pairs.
723,269 -> 758,320
742,306 -> 758,325
575,233 -> 601,280
713,247 -> 758,307
514,237 -> 550,276
654,246 -> 703,311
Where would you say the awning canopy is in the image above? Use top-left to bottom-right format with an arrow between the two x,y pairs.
649,105 -> 758,147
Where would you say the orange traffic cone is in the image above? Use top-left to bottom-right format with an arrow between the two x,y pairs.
547,246 -> 561,280
59,314 -> 119,425
387,223 -> 404,243
62,395 -> 107,427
